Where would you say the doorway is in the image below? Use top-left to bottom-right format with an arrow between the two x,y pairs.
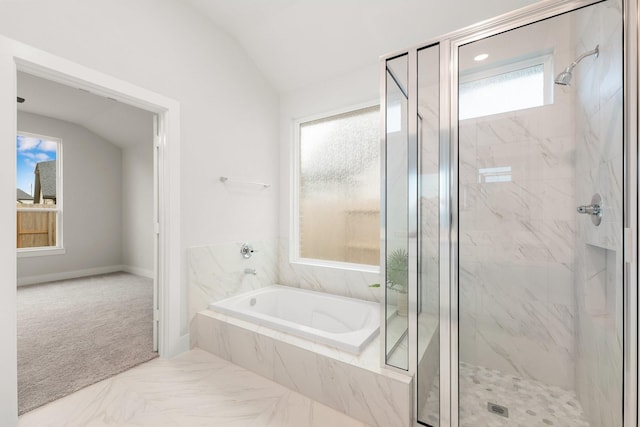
15,71 -> 159,414
0,37 -> 182,423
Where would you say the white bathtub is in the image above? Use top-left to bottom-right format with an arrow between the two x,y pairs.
208,285 -> 379,354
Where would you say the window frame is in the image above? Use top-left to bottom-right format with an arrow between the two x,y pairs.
291,101 -> 380,273
458,50 -> 554,120
16,131 -> 64,257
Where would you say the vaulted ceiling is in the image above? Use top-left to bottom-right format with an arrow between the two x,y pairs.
183,0 -> 539,93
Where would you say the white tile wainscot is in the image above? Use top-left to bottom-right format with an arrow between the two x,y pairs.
195,309 -> 412,427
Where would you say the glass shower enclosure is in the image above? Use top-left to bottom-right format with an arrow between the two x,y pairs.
380,0 -> 638,426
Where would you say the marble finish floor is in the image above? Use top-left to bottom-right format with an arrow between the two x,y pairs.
18,348 -> 371,427
420,362 -> 590,427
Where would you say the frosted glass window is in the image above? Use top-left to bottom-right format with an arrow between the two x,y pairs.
298,106 -> 380,266
459,64 -> 545,120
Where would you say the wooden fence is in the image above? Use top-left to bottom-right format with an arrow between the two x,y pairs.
16,207 -> 56,248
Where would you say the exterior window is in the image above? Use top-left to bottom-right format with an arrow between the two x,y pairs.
295,105 -> 380,268
16,132 -> 63,254
459,53 -> 553,120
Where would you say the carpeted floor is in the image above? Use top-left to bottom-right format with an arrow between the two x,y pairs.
17,271 -> 158,415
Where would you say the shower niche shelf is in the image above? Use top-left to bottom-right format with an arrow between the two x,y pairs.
583,244 -> 619,332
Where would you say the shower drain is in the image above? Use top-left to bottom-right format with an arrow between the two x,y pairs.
487,402 -> 509,418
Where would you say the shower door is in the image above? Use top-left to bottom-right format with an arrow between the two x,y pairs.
456,1 -> 625,426
383,1 -> 636,426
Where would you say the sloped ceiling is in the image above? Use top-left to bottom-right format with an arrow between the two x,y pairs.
17,72 -> 153,148
184,0 -> 540,93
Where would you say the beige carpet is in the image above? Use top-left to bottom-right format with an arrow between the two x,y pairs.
17,272 -> 158,415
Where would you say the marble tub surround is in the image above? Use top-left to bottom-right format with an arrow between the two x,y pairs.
188,239 -> 279,324
188,237 -> 382,339
18,348 -> 370,427
196,309 -> 411,427
278,239 -> 382,303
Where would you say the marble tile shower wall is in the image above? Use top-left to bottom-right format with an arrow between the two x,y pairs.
458,81 -> 578,388
573,2 -> 624,426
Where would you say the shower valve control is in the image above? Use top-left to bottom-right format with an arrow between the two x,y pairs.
240,243 -> 255,259
577,205 -> 601,215
576,193 -> 602,226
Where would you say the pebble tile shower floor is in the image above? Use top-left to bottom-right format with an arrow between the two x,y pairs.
421,362 -> 590,427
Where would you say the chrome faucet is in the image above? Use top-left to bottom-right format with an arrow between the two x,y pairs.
576,193 -> 603,226
244,268 -> 257,275
240,243 -> 254,258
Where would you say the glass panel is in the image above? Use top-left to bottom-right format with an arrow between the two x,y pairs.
385,54 -> 409,370
299,106 -> 380,265
458,2 -> 623,426
417,44 -> 440,426
16,134 -> 59,248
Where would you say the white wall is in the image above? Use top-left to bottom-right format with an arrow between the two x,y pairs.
122,142 -> 154,277
17,111 -> 123,284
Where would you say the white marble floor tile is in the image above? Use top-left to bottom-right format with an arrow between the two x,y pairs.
18,348 -> 371,427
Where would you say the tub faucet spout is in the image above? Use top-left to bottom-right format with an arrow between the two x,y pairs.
244,268 -> 257,275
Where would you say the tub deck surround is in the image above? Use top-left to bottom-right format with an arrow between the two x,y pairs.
209,285 -> 380,354
196,309 -> 412,427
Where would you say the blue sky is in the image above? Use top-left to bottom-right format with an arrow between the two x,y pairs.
16,135 -> 57,196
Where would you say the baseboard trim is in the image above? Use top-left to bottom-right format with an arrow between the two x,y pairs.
122,265 -> 154,279
17,265 -> 125,286
165,333 -> 191,359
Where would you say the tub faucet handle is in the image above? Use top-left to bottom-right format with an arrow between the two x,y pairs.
240,243 -> 255,259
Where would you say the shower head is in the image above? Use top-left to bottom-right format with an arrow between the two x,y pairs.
554,45 -> 599,86
554,70 -> 573,86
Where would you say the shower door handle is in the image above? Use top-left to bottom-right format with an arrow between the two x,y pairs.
576,193 -> 602,225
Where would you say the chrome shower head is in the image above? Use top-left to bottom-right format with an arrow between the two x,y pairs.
554,45 -> 599,86
554,70 -> 573,86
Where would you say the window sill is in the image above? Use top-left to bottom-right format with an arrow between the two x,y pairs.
291,257 -> 380,274
17,247 -> 66,258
